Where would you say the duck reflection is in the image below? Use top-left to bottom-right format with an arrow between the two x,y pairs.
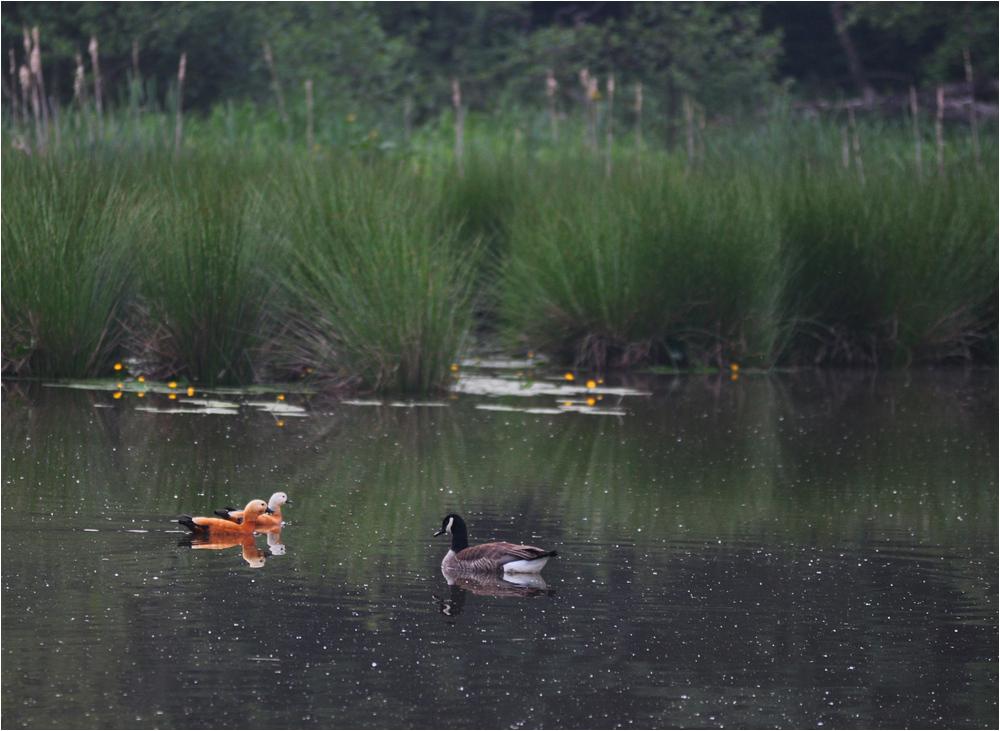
434,567 -> 555,617
264,529 -> 286,556
179,530 -> 285,568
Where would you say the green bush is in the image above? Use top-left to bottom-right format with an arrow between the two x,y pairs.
1,153 -> 145,378
274,158 -> 481,393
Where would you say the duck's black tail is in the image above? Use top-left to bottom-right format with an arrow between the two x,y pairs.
177,515 -> 205,534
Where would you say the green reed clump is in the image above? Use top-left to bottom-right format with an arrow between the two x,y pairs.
134,153 -> 278,384
499,159 -> 784,370
1,153 -> 146,378
274,158 -> 481,393
776,162 -> 998,365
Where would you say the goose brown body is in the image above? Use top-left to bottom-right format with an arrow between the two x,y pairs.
435,514 -> 557,574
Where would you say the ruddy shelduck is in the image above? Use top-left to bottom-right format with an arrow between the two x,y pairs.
214,491 -> 290,527
178,499 -> 272,535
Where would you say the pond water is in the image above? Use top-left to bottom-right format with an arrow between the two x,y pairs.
2,368 -> 997,729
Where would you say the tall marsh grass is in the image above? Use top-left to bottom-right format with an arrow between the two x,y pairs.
2,154 -> 146,377
776,164 -> 998,365
499,159 -> 785,369
274,159 -> 481,393
2,106 -> 995,389
495,115 -> 997,370
133,153 -> 279,385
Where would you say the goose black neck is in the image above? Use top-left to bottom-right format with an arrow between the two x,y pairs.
449,516 -> 469,553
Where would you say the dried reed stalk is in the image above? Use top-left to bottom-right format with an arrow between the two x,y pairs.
683,93 -> 694,174
605,74 -> 614,179
8,49 -> 19,128
963,47 -> 980,168
848,106 -> 863,182
22,27 -> 48,151
73,54 -> 86,107
19,65 -> 33,147
452,79 -> 464,178
935,86 -> 944,179
305,79 -> 314,150
404,96 -> 412,142
580,69 -> 597,152
634,82 -> 642,177
910,84 -> 922,180
697,106 -> 706,164
88,36 -> 103,127
263,42 -> 290,135
30,27 -> 49,135
131,39 -> 143,132
175,52 -> 186,152
546,69 -> 558,142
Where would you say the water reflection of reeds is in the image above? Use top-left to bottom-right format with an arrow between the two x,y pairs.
3,371 -> 996,728
4,370 -> 994,560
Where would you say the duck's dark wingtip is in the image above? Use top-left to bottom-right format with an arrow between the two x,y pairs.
177,515 -> 203,533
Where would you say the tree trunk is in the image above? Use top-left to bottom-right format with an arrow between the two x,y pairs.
830,2 -> 877,105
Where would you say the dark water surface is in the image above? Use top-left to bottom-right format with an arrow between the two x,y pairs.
2,369 -> 997,729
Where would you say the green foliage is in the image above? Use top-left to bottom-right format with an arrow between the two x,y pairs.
2,1 -> 787,124
616,2 -> 783,111
777,163 -> 999,365
499,157 -> 783,369
1,104 -> 995,389
848,2 -> 999,83
1,152 -> 145,377
274,158 -> 481,393
134,152 -> 278,385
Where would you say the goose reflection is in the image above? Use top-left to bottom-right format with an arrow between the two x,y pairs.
179,531 -> 284,568
434,567 -> 556,617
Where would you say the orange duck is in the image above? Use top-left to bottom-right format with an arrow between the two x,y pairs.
214,491 -> 290,527
177,499 -> 272,535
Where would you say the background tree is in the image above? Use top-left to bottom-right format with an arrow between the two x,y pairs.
2,1 -> 996,130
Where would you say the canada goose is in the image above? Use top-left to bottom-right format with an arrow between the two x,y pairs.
178,499 -> 272,535
214,492 -> 290,526
434,513 -> 557,574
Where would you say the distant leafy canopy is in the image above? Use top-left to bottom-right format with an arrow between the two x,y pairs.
259,3 -> 406,109
848,2 -> 999,83
2,1 -> 782,117
615,3 -> 782,111
4,1 -> 997,124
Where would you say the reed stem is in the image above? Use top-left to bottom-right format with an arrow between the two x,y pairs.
910,84 -> 922,180
452,79 -> 464,178
683,93 -> 695,174
305,79 -> 314,150
605,74 -> 614,179
963,47 -> 980,168
546,69 -> 559,143
848,106 -> 863,182
263,42 -> 290,138
175,52 -> 186,152
935,86 -> 944,179
635,82 -> 643,178
88,36 -> 103,131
